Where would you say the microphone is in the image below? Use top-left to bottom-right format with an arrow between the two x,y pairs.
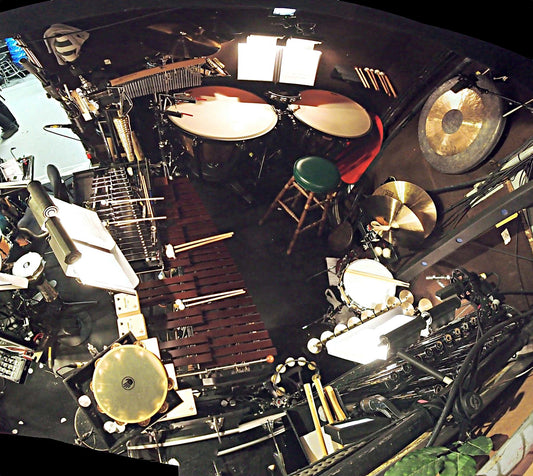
163,110 -> 183,118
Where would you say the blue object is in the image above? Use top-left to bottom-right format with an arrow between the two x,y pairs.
4,38 -> 27,67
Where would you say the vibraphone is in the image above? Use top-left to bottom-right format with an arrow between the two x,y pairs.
137,176 -> 277,371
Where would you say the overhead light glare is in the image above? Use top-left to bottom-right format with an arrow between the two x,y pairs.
272,7 -> 296,16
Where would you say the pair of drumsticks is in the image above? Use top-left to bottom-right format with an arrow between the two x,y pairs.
355,66 -> 397,98
304,374 -> 347,458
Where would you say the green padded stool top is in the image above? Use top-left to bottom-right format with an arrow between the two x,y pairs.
293,156 -> 341,193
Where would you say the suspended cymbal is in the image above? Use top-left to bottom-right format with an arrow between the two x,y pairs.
360,195 -> 426,246
145,23 -> 221,58
418,75 -> 506,174
372,181 -> 436,238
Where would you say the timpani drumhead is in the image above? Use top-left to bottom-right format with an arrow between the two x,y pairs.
340,258 -> 396,309
166,86 -> 278,141
289,90 -> 372,138
92,344 -> 168,424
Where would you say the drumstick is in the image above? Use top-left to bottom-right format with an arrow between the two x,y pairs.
375,70 -> 391,96
312,374 -> 334,424
382,72 -> 398,98
345,268 -> 410,288
324,386 -> 347,422
364,67 -> 379,90
354,67 -> 370,88
304,383 -> 329,457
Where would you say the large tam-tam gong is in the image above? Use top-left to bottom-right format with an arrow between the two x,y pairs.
418,75 -> 506,174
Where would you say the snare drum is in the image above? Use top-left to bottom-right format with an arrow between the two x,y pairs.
166,86 -> 279,181
287,89 -> 372,160
338,258 -> 396,310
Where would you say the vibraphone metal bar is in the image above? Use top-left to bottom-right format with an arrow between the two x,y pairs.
108,58 -> 204,98
137,176 -> 277,372
85,166 -> 163,273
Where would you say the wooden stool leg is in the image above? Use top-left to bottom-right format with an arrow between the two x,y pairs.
287,191 -> 314,255
259,177 -> 295,226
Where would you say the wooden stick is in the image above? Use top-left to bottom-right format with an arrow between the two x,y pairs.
345,268 -> 410,288
173,232 -> 234,253
312,374 -> 335,424
304,383 -> 328,457
324,386 -> 347,422
382,72 -> 397,98
354,67 -> 370,88
375,70 -> 391,96
364,67 -> 379,90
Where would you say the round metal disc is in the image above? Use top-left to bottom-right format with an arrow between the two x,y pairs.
418,75 -> 506,174
372,181 -> 437,238
92,344 -> 168,424
360,195 -> 425,246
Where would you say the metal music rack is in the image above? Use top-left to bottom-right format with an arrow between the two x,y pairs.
81,165 -> 164,274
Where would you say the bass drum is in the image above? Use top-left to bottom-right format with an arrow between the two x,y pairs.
286,89 -> 372,160
167,86 -> 279,182
338,258 -> 396,310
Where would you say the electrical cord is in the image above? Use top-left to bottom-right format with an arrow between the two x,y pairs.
425,306 -> 533,447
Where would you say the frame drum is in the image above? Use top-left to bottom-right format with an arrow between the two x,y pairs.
339,258 -> 396,310
166,86 -> 278,181
92,344 -> 169,424
287,89 -> 372,159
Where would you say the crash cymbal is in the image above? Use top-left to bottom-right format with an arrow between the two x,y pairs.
373,181 -> 436,238
146,23 -> 221,58
418,75 -> 505,174
360,195 -> 425,246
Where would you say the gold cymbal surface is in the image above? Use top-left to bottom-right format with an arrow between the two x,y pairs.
425,88 -> 485,156
373,181 -> 437,238
361,195 -> 425,246
92,344 -> 168,424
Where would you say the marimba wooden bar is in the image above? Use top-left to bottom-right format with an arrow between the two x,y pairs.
137,176 -> 277,371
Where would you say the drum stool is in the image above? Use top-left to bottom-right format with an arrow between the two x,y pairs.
259,156 -> 341,254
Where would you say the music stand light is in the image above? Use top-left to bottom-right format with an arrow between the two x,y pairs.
325,307 -> 426,364
27,181 -> 139,295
